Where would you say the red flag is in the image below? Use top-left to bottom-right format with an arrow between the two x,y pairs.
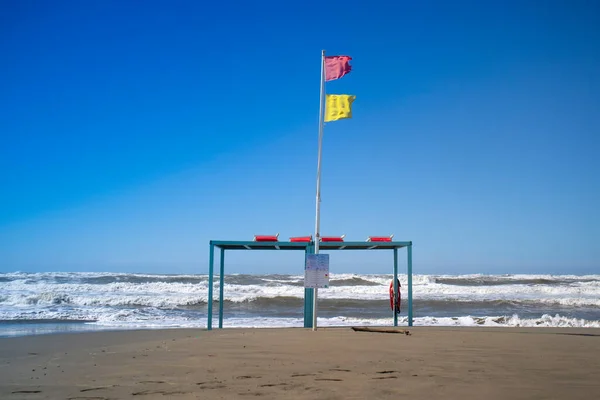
325,55 -> 352,81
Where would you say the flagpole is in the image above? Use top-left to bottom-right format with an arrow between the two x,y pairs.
313,49 -> 326,331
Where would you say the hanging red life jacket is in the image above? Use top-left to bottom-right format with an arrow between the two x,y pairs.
389,279 -> 401,314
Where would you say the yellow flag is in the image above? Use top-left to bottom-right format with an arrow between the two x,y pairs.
325,94 -> 356,122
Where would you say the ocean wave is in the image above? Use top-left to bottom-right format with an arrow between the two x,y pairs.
26,292 -> 72,305
2,290 -> 599,311
413,314 -> 600,328
0,271 -> 210,285
433,274 -> 600,287
6,293 -> 207,308
328,276 -> 381,287
0,272 -> 412,286
3,280 -> 600,308
435,277 -> 563,286
2,272 -> 599,327
4,313 -> 596,329
88,314 -> 600,329
1,301 -> 598,330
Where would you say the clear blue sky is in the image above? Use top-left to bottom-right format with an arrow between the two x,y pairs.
1,0 -> 598,275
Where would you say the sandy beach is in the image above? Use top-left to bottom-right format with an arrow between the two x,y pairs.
1,326 -> 599,399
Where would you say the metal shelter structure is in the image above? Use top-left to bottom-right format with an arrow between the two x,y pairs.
206,240 -> 413,330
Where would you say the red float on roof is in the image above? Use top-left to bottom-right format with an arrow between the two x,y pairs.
367,234 -> 394,242
320,234 -> 345,242
254,233 -> 279,242
290,235 -> 312,242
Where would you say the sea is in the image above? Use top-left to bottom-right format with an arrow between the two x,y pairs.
1,272 -> 599,338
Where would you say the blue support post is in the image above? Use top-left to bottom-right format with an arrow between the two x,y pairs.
219,247 -> 225,329
304,242 -> 314,328
393,248 -> 398,327
304,290 -> 314,327
407,243 -> 413,327
207,243 -> 215,330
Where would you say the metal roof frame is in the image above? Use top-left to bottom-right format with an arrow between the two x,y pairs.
211,240 -> 411,251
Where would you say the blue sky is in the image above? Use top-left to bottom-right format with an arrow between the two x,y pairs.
0,0 -> 598,275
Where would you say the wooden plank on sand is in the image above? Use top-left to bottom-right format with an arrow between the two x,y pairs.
351,327 -> 411,335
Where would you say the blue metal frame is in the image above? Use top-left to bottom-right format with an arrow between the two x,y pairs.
393,247 -> 398,327
207,243 -> 214,330
407,243 -> 413,326
304,242 -> 315,328
209,240 -> 412,250
206,240 -> 413,330
218,248 -> 225,329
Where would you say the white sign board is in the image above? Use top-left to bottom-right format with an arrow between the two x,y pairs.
304,254 -> 330,288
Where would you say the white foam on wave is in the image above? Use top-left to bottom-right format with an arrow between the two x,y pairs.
83,313 -> 600,329
1,280 -> 209,308
2,272 -> 600,308
0,271 -> 205,281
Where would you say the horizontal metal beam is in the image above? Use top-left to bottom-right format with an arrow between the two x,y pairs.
210,240 -> 412,250
211,241 -> 308,250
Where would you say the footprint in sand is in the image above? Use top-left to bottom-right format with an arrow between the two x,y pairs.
80,386 -> 118,392
197,383 -> 227,390
235,375 -> 261,380
132,390 -> 188,396
260,383 -> 288,387
372,370 -> 399,379
68,397 -> 110,400
12,391 -> 42,394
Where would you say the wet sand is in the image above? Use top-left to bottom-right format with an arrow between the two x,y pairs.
1,326 -> 599,399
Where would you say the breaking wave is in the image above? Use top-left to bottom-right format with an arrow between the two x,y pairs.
1,272 -> 599,332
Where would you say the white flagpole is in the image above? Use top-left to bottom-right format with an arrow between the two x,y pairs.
313,49 -> 326,331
